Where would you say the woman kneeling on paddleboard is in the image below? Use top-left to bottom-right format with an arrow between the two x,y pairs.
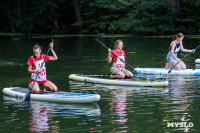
107,40 -> 133,79
166,33 -> 195,70
27,42 -> 58,93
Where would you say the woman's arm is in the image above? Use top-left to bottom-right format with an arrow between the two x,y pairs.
49,42 -> 58,60
28,66 -> 42,73
180,42 -> 193,52
107,49 -> 112,63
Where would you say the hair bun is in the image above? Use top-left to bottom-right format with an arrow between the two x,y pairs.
33,43 -> 41,50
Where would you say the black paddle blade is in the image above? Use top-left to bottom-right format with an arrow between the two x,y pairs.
168,69 -> 172,73
22,90 -> 31,102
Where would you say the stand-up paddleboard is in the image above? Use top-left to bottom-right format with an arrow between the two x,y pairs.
69,74 -> 168,87
134,68 -> 200,76
3,87 -> 100,103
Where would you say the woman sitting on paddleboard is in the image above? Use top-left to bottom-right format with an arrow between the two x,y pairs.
166,33 -> 195,70
27,42 -> 58,93
107,40 -> 133,79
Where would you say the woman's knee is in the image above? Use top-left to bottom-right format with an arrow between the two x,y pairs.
175,65 -> 181,70
118,72 -> 125,78
126,71 -> 133,78
29,83 -> 40,93
130,73 -> 133,78
53,86 -> 58,92
45,81 -> 58,92
32,87 -> 40,93
180,62 -> 186,69
181,65 -> 186,69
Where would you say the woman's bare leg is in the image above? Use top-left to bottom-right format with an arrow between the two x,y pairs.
110,71 -> 125,79
125,70 -> 133,78
179,61 -> 186,69
43,81 -> 58,92
29,82 -> 40,93
169,60 -> 181,70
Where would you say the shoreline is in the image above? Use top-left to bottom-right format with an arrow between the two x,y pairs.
0,32 -> 200,39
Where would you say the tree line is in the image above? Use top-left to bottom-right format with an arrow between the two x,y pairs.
0,0 -> 199,35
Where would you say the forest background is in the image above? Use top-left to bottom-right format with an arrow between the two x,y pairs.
0,0 -> 199,36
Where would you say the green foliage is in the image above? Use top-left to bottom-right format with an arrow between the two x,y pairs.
120,0 -> 178,35
179,0 -> 200,34
72,0 -> 130,34
13,0 -> 58,33
0,0 -> 200,35
120,0 -> 200,35
118,0 -> 139,6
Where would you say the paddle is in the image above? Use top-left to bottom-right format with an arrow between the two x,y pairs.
22,39 -> 55,102
168,45 -> 200,73
96,39 -> 148,79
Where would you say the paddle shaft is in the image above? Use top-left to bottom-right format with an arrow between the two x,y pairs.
96,39 -> 148,79
168,45 -> 200,73
22,39 -> 54,101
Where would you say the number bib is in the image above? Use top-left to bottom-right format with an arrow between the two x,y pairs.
31,59 -> 47,81
111,56 -> 125,71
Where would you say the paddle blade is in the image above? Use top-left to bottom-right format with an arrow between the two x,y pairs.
22,90 -> 31,101
168,69 -> 172,73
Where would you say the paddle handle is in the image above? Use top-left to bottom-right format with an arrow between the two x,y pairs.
96,39 -> 148,79
40,39 -> 54,69
22,39 -> 54,101
168,45 -> 200,73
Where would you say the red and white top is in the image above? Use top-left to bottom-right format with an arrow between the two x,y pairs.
110,50 -> 126,71
27,54 -> 50,81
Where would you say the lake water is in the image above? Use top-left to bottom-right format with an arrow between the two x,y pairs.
0,36 -> 200,132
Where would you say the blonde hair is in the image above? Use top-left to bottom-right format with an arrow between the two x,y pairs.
173,33 -> 184,41
114,40 -> 123,49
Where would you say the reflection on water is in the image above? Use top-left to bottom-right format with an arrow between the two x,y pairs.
69,80 -> 169,132
69,76 -> 198,132
0,61 -> 23,66
110,88 -> 128,132
3,96 -> 101,132
29,102 -> 58,132
163,76 -> 192,132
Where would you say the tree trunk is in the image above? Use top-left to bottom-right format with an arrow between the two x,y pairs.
73,0 -> 83,33
50,8 -> 59,30
48,0 -> 59,31
175,0 -> 181,11
3,0 -> 15,32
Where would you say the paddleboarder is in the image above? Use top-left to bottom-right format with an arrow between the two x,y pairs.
107,40 -> 133,79
166,33 -> 195,70
27,42 -> 58,93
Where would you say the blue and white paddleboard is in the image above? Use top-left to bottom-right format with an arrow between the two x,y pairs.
134,68 -> 200,76
3,87 -> 100,103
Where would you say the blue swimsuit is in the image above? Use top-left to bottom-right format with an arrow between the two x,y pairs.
167,41 -> 180,63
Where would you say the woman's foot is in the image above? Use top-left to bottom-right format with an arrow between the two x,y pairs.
110,75 -> 115,79
165,63 -> 169,70
42,86 -> 46,92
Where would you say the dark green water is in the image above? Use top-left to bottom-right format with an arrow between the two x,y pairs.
1,36 -> 200,132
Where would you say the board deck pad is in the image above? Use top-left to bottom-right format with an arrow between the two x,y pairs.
12,88 -> 69,95
76,74 -> 152,81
